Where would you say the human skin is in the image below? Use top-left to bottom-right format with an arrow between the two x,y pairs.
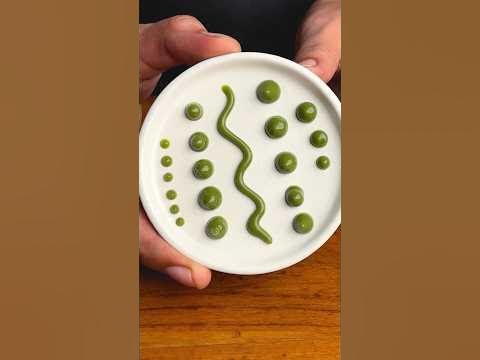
139,1 -> 341,288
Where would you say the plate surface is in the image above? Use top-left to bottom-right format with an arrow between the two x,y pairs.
140,52 -> 340,274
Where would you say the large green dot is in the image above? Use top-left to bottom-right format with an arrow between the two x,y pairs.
189,132 -> 209,152
169,204 -> 179,214
285,186 -> 304,207
205,216 -> 228,240
160,139 -> 170,149
264,116 -> 288,139
316,155 -> 330,170
192,159 -> 214,180
166,189 -> 177,200
256,80 -> 281,104
163,172 -> 173,182
274,152 -> 297,174
310,130 -> 328,148
296,102 -> 317,123
197,186 -> 222,210
176,217 -> 185,226
292,213 -> 314,234
161,156 -> 172,167
184,102 -> 203,120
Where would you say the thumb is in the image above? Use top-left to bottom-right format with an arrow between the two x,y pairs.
295,1 -> 341,82
140,15 -> 241,99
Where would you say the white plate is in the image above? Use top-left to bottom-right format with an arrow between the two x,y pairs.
140,52 -> 340,275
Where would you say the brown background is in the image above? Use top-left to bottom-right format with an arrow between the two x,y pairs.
2,1 -> 480,360
0,1 -> 139,359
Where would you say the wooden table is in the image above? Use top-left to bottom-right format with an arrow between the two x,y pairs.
141,74 -> 340,359
140,229 -> 340,360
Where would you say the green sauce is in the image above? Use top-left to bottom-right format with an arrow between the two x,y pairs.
310,130 -> 328,148
264,116 -> 288,139
275,152 -> 297,174
292,213 -> 314,234
217,85 -> 272,244
256,80 -> 281,104
161,156 -> 172,167
192,159 -> 214,180
189,132 -> 209,152
160,139 -> 170,149
285,186 -> 304,207
197,186 -> 222,210
184,102 -> 203,121
316,155 -> 330,170
169,204 -> 179,214
176,217 -> 185,226
296,102 -> 317,123
205,216 -> 228,240
166,189 -> 177,200
163,172 -> 173,182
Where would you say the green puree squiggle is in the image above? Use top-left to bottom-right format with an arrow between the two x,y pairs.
217,85 -> 272,244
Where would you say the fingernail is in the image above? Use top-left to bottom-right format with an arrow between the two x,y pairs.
164,266 -> 194,287
299,58 -> 317,67
202,31 -> 227,38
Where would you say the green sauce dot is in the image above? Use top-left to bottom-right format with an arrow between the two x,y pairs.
189,132 -> 209,152
184,102 -> 203,121
285,186 -> 304,207
205,216 -> 228,239
166,189 -> 177,200
265,116 -> 288,139
310,130 -> 328,148
160,139 -> 170,149
292,213 -> 314,234
316,155 -> 330,170
256,80 -> 281,104
161,156 -> 172,167
192,159 -> 214,180
296,102 -> 317,123
274,152 -> 297,174
197,186 -> 222,210
176,217 -> 185,226
169,204 -> 179,214
163,172 -> 173,182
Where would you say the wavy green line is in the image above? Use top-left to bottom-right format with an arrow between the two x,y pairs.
217,85 -> 272,244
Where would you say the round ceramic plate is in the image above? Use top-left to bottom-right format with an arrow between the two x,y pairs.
140,52 -> 340,275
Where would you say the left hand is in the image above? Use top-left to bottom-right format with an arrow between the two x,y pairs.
295,0 -> 341,83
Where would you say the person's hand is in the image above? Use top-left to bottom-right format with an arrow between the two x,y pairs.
295,0 -> 341,83
139,16 -> 241,289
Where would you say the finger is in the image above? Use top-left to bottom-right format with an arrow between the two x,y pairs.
140,210 -> 212,289
295,2 -> 341,82
140,15 -> 241,99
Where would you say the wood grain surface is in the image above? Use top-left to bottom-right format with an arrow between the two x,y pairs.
140,229 -> 340,360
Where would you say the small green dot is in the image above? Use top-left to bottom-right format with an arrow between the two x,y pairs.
176,217 -> 185,226
205,216 -> 228,240
166,189 -> 177,200
316,155 -> 330,170
274,152 -> 297,174
163,172 -> 173,182
292,213 -> 314,234
256,80 -> 281,104
189,132 -> 209,152
310,130 -> 328,148
169,204 -> 179,214
192,159 -> 214,180
185,102 -> 203,121
264,116 -> 288,139
296,102 -> 317,123
197,186 -> 222,210
161,156 -> 172,167
160,139 -> 170,149
285,186 -> 304,207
